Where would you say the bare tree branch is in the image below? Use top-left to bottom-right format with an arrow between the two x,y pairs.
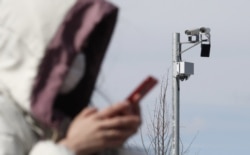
139,72 -> 197,155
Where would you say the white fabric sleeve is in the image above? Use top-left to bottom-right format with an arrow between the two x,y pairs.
0,134 -> 26,155
0,136 -> 76,155
30,141 -> 75,155
0,93 -> 75,155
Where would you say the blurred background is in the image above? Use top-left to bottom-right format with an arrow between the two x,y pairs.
92,0 -> 250,154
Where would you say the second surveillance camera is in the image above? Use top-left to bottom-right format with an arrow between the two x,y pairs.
200,27 -> 211,34
185,27 -> 211,35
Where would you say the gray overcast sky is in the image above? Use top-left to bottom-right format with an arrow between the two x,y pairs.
93,0 -> 250,154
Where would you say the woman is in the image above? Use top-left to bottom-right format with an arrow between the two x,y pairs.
0,0 -> 141,154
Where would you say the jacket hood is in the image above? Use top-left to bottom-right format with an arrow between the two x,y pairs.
0,0 -> 118,129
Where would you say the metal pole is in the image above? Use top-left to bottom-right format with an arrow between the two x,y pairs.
172,33 -> 180,155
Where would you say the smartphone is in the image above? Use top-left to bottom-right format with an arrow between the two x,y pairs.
127,76 -> 158,103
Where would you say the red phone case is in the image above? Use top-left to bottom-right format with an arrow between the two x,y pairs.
127,76 -> 158,103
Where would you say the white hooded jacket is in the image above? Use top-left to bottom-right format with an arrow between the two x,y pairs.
0,0 -> 118,154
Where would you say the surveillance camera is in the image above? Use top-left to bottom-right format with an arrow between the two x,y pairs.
179,74 -> 190,81
185,28 -> 201,35
185,27 -> 211,35
200,27 -> 211,34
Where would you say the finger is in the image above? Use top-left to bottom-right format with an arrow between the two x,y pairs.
77,107 -> 98,118
96,101 -> 130,119
124,99 -> 141,116
102,130 -> 137,148
104,139 -> 124,149
128,102 -> 141,116
100,115 -> 141,130
132,101 -> 141,116
101,129 -> 135,142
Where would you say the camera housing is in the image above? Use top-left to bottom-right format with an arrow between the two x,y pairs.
185,27 -> 211,57
185,27 -> 210,35
177,61 -> 194,75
